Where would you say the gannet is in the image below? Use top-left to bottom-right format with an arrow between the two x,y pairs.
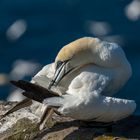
4,37 -> 136,129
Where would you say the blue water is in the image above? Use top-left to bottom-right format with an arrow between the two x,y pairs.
0,0 -> 140,114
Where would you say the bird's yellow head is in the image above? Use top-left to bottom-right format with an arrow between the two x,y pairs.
48,37 -> 99,89
48,36 -> 130,90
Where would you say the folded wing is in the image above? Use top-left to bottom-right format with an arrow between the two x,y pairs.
43,69 -> 136,122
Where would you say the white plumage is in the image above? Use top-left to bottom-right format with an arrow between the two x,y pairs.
33,37 -> 136,123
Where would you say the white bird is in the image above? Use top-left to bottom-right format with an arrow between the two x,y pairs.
32,37 -> 136,122
5,37 -> 136,128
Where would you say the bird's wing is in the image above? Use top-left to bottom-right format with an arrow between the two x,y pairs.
33,63 -> 55,79
2,63 -> 56,119
44,68 -> 136,122
44,93 -> 136,122
10,80 -> 59,103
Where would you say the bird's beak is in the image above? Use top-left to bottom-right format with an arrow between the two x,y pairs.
48,60 -> 73,89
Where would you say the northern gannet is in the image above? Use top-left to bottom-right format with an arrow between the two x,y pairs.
4,37 -> 136,129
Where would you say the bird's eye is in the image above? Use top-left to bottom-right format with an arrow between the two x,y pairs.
56,61 -> 63,69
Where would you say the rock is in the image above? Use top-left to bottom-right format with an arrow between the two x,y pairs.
0,101 -> 140,140
0,101 -> 40,140
34,115 -> 140,140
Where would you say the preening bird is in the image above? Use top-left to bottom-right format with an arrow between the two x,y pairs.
4,37 -> 136,130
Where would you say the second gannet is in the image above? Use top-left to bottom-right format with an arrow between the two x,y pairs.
5,37 -> 136,129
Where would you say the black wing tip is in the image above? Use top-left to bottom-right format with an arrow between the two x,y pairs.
10,80 -> 16,83
10,80 -> 18,85
10,80 -> 29,86
22,91 -> 44,103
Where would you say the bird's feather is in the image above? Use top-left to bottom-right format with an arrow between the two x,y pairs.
32,76 -> 65,95
10,80 -> 59,102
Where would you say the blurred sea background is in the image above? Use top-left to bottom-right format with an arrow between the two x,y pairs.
0,0 -> 140,114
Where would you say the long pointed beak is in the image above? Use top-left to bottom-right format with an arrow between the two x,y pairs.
48,61 -> 73,89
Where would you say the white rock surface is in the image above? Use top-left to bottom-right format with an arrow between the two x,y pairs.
0,102 -> 40,140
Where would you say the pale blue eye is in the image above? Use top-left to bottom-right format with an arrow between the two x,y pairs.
56,61 -> 63,69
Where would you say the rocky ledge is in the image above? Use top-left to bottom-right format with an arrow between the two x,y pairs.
0,101 -> 140,140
